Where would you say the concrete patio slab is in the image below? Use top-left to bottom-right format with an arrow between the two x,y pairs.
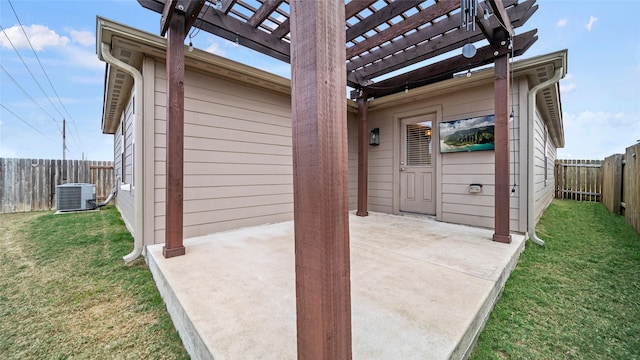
147,211 -> 525,359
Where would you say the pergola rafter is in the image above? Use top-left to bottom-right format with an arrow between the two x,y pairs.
139,0 -> 537,97
345,0 -> 423,43
346,0 -> 537,85
362,28 -> 538,98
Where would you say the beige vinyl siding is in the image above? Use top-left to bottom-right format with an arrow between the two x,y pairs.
115,94 -> 135,235
365,106 -> 395,214
440,84 -> 495,229
152,60 -> 293,244
363,80 -> 523,231
533,108 -> 556,223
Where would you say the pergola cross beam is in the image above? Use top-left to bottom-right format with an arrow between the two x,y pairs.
184,0 -> 206,35
487,0 -> 514,38
160,0 -> 177,36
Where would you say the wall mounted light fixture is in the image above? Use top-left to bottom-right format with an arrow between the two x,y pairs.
369,128 -> 380,146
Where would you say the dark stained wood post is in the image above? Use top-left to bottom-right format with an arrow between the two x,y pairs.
163,13 -> 186,258
290,0 -> 352,358
492,53 -> 512,244
356,96 -> 369,217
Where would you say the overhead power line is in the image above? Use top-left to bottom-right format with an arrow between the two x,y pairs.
0,103 -> 56,143
7,0 -> 84,153
0,23 -> 65,125
0,64 -> 60,131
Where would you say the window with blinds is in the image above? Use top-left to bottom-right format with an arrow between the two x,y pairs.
406,123 -> 432,166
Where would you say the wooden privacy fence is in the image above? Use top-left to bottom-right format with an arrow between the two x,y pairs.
554,159 -> 603,201
0,158 -> 114,214
601,143 -> 640,234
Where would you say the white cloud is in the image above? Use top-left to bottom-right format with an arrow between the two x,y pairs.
0,24 -> 69,50
560,74 -> 576,93
585,16 -> 597,32
64,45 -> 104,70
205,42 -> 225,56
560,111 -> 640,159
557,18 -> 568,28
68,29 -> 94,47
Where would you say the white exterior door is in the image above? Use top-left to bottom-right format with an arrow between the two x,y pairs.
400,116 -> 436,215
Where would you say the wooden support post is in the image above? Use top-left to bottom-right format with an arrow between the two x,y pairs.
163,13 -> 186,258
357,96 -> 369,217
290,0 -> 352,358
492,54 -> 512,244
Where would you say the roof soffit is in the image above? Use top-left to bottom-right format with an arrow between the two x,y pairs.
98,16 -> 292,133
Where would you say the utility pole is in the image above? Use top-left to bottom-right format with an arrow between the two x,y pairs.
62,118 -> 67,183
62,118 -> 66,161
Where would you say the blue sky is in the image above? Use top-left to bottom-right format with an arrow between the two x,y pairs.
1,0 -> 639,161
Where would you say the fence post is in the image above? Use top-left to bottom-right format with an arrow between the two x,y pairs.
0,158 -> 5,213
572,159 -> 577,201
554,160 -> 558,198
624,144 -> 640,233
48,159 -> 55,210
602,154 -> 623,214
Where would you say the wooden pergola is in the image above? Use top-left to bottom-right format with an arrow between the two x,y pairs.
138,0 -> 537,357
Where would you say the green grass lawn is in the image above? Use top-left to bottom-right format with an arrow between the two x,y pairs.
0,206 -> 188,359
2,200 -> 638,359
470,200 -> 640,359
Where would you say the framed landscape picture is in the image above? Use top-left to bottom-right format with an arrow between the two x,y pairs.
439,114 -> 495,153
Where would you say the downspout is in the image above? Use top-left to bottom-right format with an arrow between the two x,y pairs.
526,67 -> 563,246
100,42 -> 144,263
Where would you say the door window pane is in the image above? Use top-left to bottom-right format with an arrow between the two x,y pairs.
406,121 -> 432,166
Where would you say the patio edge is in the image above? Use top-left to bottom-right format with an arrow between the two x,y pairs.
451,234 -> 526,360
147,245 -> 215,360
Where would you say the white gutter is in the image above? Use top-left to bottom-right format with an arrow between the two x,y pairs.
100,42 -> 144,264
526,67 -> 564,246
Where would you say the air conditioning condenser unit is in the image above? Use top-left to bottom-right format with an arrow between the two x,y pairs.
56,183 -> 96,212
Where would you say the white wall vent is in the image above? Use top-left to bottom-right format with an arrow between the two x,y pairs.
56,183 -> 96,212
